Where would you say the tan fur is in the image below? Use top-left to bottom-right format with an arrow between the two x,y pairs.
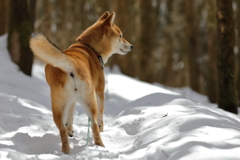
29,11 -> 133,154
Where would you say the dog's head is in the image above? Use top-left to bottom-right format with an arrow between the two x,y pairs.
76,11 -> 133,63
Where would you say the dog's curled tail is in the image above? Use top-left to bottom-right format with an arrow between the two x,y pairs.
30,33 -> 73,72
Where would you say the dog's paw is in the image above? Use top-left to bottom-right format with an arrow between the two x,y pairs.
62,143 -> 70,154
68,130 -> 74,137
94,133 -> 105,147
95,141 -> 105,148
66,125 -> 74,137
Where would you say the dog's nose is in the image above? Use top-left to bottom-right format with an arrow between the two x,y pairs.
131,45 -> 133,50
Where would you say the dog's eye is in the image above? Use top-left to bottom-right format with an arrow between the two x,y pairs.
120,34 -> 123,38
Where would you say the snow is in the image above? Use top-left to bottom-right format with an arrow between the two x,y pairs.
1,34 -> 240,159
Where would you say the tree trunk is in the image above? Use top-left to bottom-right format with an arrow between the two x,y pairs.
28,0 -> 36,29
235,0 -> 240,104
206,0 -> 218,103
8,0 -> 36,76
216,0 -> 238,114
0,0 -> 8,36
137,0 -> 158,83
185,0 -> 200,92
161,0 -> 174,86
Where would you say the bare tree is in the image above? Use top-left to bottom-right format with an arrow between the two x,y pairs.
137,0 -> 159,83
216,0 -> 238,113
8,0 -> 36,76
185,0 -> 200,92
234,0 -> 240,104
0,0 -> 8,36
160,0 -> 174,86
206,0 -> 218,103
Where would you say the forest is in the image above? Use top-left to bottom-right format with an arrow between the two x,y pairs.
0,0 -> 239,114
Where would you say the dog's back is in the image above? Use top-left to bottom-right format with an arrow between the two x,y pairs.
45,43 -> 104,91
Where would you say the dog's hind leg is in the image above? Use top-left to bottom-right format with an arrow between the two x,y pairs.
85,91 -> 104,147
65,103 -> 76,137
51,98 -> 70,154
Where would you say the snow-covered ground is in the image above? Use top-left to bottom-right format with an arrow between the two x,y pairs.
1,34 -> 240,160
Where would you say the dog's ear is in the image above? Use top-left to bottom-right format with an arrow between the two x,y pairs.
98,11 -> 110,21
103,12 -> 115,25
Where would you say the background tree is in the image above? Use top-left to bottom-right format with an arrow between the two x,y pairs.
216,0 -> 238,113
206,0 -> 218,103
164,0 -> 189,87
159,0 -> 172,85
7,0 -> 36,76
137,0 -> 160,83
185,0 -> 200,93
0,0 -> 8,36
234,0 -> 240,104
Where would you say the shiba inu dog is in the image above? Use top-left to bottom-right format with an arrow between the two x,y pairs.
30,11 -> 133,154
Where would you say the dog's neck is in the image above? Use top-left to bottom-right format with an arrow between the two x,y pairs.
79,42 -> 104,70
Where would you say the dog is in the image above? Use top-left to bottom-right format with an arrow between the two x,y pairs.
29,11 -> 133,154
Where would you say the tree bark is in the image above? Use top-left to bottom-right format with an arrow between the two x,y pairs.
216,0 -> 238,113
206,0 -> 218,103
7,0 -> 36,76
0,0 -> 8,36
185,0 -> 200,92
234,0 -> 240,104
137,0 -> 158,83
161,0 -> 174,86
